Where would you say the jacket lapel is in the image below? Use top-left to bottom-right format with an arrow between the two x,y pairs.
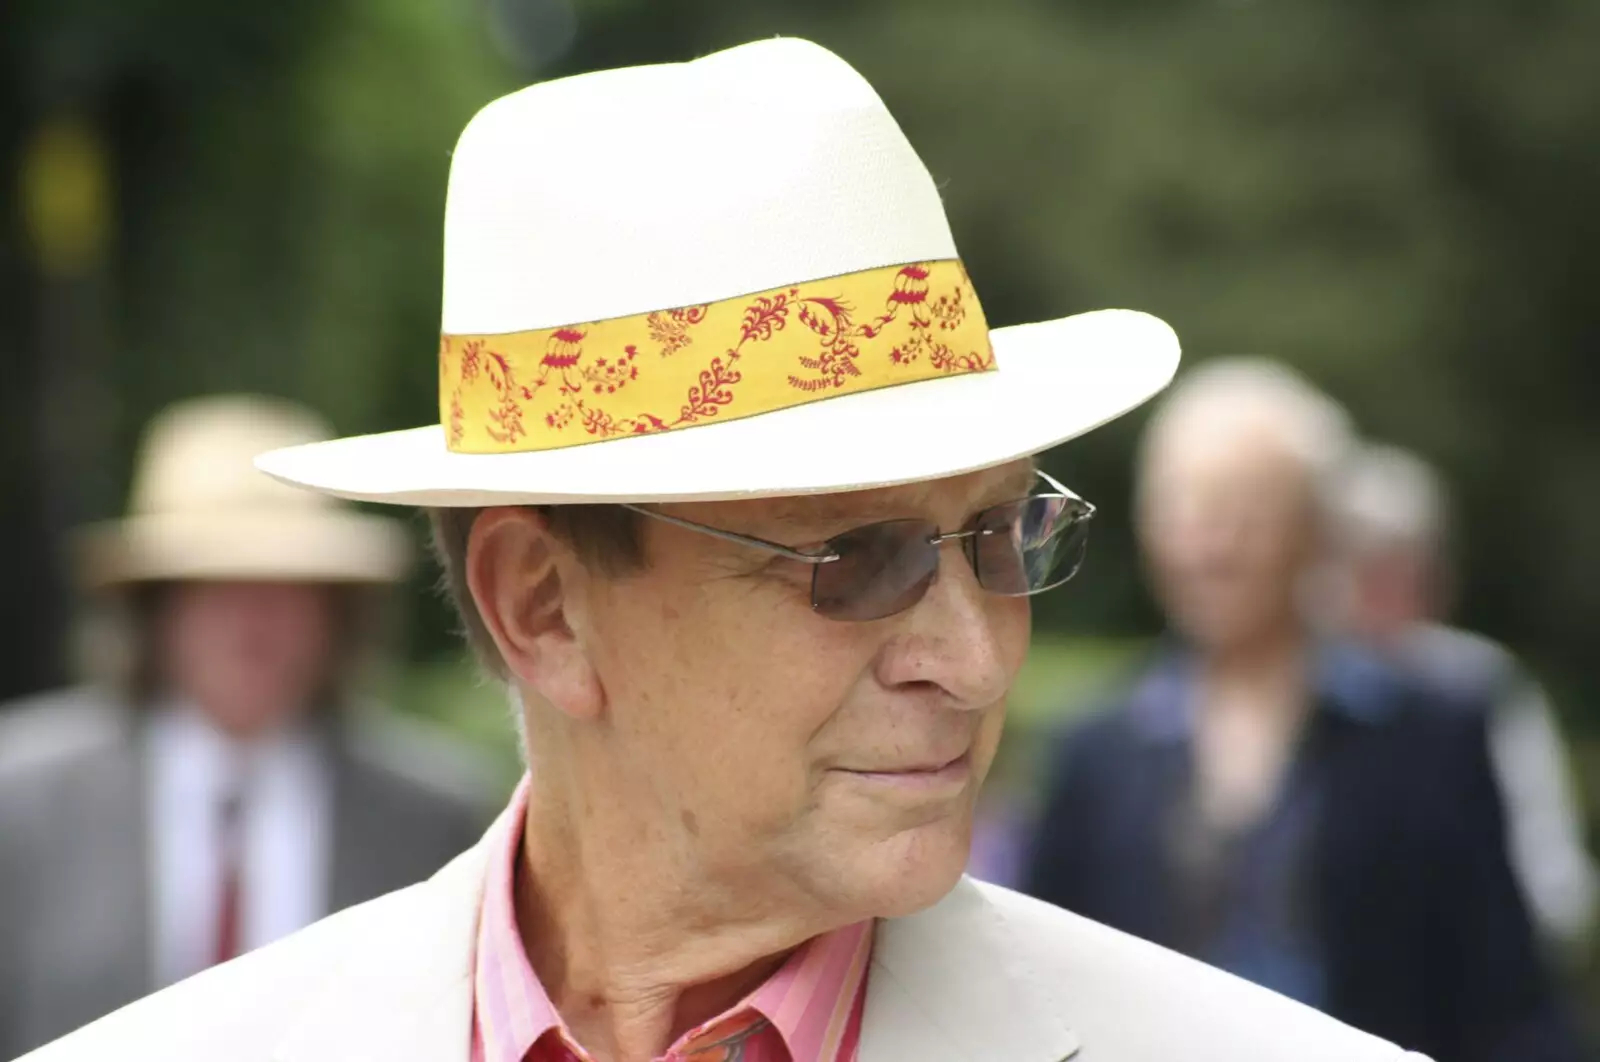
36,710 -> 153,1040
272,834 -> 492,1062
861,878 -> 1080,1062
326,738 -> 392,913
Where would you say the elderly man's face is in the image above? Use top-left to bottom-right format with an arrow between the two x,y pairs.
569,462 -> 1033,919
1139,414 -> 1319,653
156,582 -> 338,737
1345,543 -> 1436,640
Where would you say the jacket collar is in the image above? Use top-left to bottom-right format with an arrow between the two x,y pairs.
1128,638 -> 1405,744
272,821 -> 489,1062
274,803 -> 1077,1062
865,878 -> 1080,1062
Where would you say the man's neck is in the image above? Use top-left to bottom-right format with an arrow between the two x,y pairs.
1359,615 -> 1423,655
517,782 -> 831,1062
1190,627 -> 1313,828
1202,627 -> 1309,703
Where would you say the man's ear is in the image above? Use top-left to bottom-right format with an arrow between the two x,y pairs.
465,507 -> 603,720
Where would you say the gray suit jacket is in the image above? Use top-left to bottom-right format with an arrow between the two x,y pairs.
0,687 -> 496,1059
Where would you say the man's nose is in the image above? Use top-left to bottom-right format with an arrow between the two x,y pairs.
875,546 -> 1017,709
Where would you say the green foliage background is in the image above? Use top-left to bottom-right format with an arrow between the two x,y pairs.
3,0 -> 1597,760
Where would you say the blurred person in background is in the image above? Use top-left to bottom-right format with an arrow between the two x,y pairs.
0,395 -> 495,1057
1333,443 -> 1597,955
1023,360 -> 1583,1062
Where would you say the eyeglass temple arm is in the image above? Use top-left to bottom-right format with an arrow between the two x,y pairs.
619,504 -> 840,565
621,470 -> 1087,563
1034,467 -> 1088,507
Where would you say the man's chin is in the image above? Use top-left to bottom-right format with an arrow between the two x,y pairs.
839,824 -> 973,920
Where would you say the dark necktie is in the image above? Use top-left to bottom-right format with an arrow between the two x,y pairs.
213,789 -> 244,966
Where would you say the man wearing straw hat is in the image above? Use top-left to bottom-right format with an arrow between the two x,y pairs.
26,39 -> 1427,1062
0,395 -> 492,1058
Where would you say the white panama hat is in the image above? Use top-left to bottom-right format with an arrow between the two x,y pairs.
79,395 -> 410,587
256,37 -> 1180,507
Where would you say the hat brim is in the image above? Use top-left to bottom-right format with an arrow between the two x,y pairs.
256,309 -> 1178,506
76,510 -> 412,588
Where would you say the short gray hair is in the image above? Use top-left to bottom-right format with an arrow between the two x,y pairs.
1140,357 -> 1355,518
427,505 -> 649,757
1332,443 -> 1449,555
426,505 -> 647,681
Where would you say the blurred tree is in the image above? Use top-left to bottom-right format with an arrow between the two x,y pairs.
0,0 -> 514,696
3,0 -> 1598,732
531,0 -> 1600,725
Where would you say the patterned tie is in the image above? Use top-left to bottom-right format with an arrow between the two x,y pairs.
213,788 -> 244,966
680,1010 -> 772,1061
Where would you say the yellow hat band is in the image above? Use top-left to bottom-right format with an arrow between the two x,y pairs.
439,259 -> 994,453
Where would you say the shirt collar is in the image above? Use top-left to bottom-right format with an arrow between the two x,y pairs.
473,775 -> 873,1062
1127,638 -> 1404,743
147,699 -> 320,804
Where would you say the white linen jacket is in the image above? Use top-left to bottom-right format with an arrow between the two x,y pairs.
19,817 -> 1427,1062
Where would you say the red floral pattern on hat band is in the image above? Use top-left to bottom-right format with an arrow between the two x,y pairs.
439,259 -> 994,453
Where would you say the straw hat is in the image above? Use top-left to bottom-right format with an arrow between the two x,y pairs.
78,395 -> 410,587
257,38 -> 1180,507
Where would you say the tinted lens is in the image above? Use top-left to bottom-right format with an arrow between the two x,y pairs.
812,519 -> 939,621
971,495 -> 1090,596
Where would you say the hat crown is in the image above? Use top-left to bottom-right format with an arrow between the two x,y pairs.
251,36 -> 1182,510
130,395 -> 339,518
441,37 -> 958,335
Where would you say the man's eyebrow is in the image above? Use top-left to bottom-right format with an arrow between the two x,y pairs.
963,463 -> 1042,514
764,463 -> 1042,533
763,494 -> 904,532
987,463 -> 1041,503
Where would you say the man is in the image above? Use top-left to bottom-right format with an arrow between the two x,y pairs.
28,40 -> 1424,1062
1023,361 -> 1581,1061
1334,443 -> 1596,953
0,395 -> 494,1058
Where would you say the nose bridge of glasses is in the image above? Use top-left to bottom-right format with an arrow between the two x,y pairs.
909,527 -> 985,585
916,527 -> 1000,619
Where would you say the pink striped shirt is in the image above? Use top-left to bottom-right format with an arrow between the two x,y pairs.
472,777 -> 872,1062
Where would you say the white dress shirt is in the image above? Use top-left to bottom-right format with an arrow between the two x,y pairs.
145,703 -> 333,986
